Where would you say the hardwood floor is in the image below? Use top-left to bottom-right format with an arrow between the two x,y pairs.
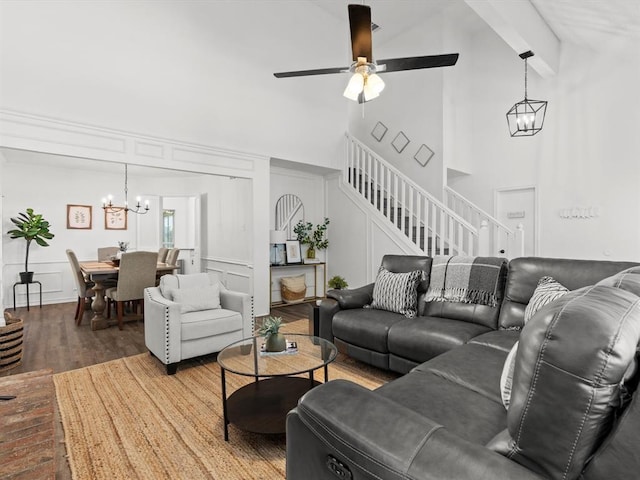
1,300 -> 313,479
1,301 -> 312,377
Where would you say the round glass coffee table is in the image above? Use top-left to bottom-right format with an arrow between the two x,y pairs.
218,333 -> 337,441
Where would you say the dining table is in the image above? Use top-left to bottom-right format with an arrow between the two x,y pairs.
79,261 -> 178,331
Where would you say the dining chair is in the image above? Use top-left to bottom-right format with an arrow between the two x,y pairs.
105,251 -> 158,330
166,248 -> 180,268
66,249 -> 95,326
97,246 -> 119,262
158,247 -> 169,263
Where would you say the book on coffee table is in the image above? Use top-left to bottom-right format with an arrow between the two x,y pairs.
260,341 -> 298,355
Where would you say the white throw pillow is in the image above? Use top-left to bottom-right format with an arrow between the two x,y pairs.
500,341 -> 519,409
172,284 -> 221,313
523,276 -> 569,325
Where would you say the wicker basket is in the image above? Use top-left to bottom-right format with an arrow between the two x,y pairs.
1,311 -> 24,372
281,275 -> 306,304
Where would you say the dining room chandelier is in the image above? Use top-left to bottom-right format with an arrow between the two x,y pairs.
506,51 -> 548,137
102,164 -> 150,215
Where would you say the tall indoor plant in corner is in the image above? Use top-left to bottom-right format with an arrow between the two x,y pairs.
7,208 -> 55,284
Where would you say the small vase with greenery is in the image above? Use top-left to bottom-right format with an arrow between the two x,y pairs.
7,208 -> 55,284
328,275 -> 348,290
294,217 -> 330,260
258,316 -> 286,352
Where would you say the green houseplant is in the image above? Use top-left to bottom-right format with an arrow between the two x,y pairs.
7,208 -> 55,284
294,217 -> 330,259
328,275 -> 348,290
258,316 -> 286,352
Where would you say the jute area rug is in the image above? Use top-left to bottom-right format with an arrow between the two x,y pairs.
53,321 -> 396,479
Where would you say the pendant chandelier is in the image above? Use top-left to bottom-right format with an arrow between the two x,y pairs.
506,51 -> 548,137
102,164 -> 149,215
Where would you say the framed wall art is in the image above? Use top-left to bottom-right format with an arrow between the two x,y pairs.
371,121 -> 388,142
285,240 -> 302,264
414,144 -> 435,167
104,209 -> 128,230
392,131 -> 410,153
66,204 -> 92,229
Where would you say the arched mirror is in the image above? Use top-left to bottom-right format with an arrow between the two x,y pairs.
275,194 -> 304,239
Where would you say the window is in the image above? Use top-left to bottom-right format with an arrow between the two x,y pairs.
162,209 -> 175,248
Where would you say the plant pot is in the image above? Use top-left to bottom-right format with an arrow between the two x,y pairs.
19,272 -> 34,284
265,333 -> 286,352
306,247 -> 316,259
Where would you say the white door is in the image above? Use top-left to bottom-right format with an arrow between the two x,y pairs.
495,186 -> 537,257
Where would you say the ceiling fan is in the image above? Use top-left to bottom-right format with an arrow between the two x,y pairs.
273,4 -> 459,103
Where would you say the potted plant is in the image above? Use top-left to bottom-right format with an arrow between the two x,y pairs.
258,316 -> 286,352
7,208 -> 55,284
294,217 -> 330,259
328,275 -> 348,290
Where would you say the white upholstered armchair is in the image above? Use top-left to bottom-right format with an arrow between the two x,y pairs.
144,273 -> 253,374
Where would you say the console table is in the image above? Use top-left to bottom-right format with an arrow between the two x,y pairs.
270,262 -> 326,307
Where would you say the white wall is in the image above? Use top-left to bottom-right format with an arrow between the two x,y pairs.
447,30 -> 640,261
0,0 -> 346,168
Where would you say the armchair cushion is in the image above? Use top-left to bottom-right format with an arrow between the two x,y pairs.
170,284 -> 221,313
181,308 -> 242,341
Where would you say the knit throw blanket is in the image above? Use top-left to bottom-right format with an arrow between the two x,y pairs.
425,256 -> 505,307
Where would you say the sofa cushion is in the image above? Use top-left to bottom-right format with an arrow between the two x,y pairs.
181,308 -> 242,341
387,316 -> 491,364
333,308 -> 406,353
423,256 -> 508,329
523,276 -> 568,324
498,257 -> 639,329
380,254 -> 432,295
375,367 -> 507,444
171,284 -> 221,313
412,343 -> 510,405
370,268 -> 422,317
492,285 -> 640,479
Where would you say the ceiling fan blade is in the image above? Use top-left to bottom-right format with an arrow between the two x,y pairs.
348,4 -> 372,62
274,67 -> 346,78
377,54 -> 459,73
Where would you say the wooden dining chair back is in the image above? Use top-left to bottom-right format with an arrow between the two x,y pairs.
97,246 -> 119,262
158,247 -> 169,263
66,249 -> 95,325
105,251 -> 158,330
165,248 -> 180,267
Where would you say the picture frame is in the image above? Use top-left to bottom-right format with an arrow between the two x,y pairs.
66,204 -> 92,229
371,121 -> 388,142
104,209 -> 128,230
414,144 -> 435,167
392,131 -> 410,153
285,240 -> 302,264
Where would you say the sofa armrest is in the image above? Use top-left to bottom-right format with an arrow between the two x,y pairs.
327,283 -> 374,309
143,286 -> 182,365
220,288 -> 253,338
287,380 -> 545,480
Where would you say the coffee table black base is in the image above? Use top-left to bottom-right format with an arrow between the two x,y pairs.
226,377 -> 320,436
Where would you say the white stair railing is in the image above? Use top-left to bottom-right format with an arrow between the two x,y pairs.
445,186 -> 524,258
344,134 -> 478,256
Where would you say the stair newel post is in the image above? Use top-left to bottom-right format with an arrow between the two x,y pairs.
430,203 -> 437,256
478,220 -> 490,256
516,223 -> 525,257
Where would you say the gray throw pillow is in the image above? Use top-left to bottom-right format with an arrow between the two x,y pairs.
370,267 -> 422,318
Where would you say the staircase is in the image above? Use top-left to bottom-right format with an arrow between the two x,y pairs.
343,134 -> 478,256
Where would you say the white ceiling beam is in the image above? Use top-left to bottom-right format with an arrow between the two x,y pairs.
465,0 -> 560,78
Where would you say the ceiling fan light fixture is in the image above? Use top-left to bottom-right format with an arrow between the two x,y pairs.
506,51 -> 548,137
367,73 -> 385,94
343,72 -> 365,100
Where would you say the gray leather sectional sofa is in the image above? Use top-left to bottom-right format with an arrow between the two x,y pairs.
286,255 -> 640,480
